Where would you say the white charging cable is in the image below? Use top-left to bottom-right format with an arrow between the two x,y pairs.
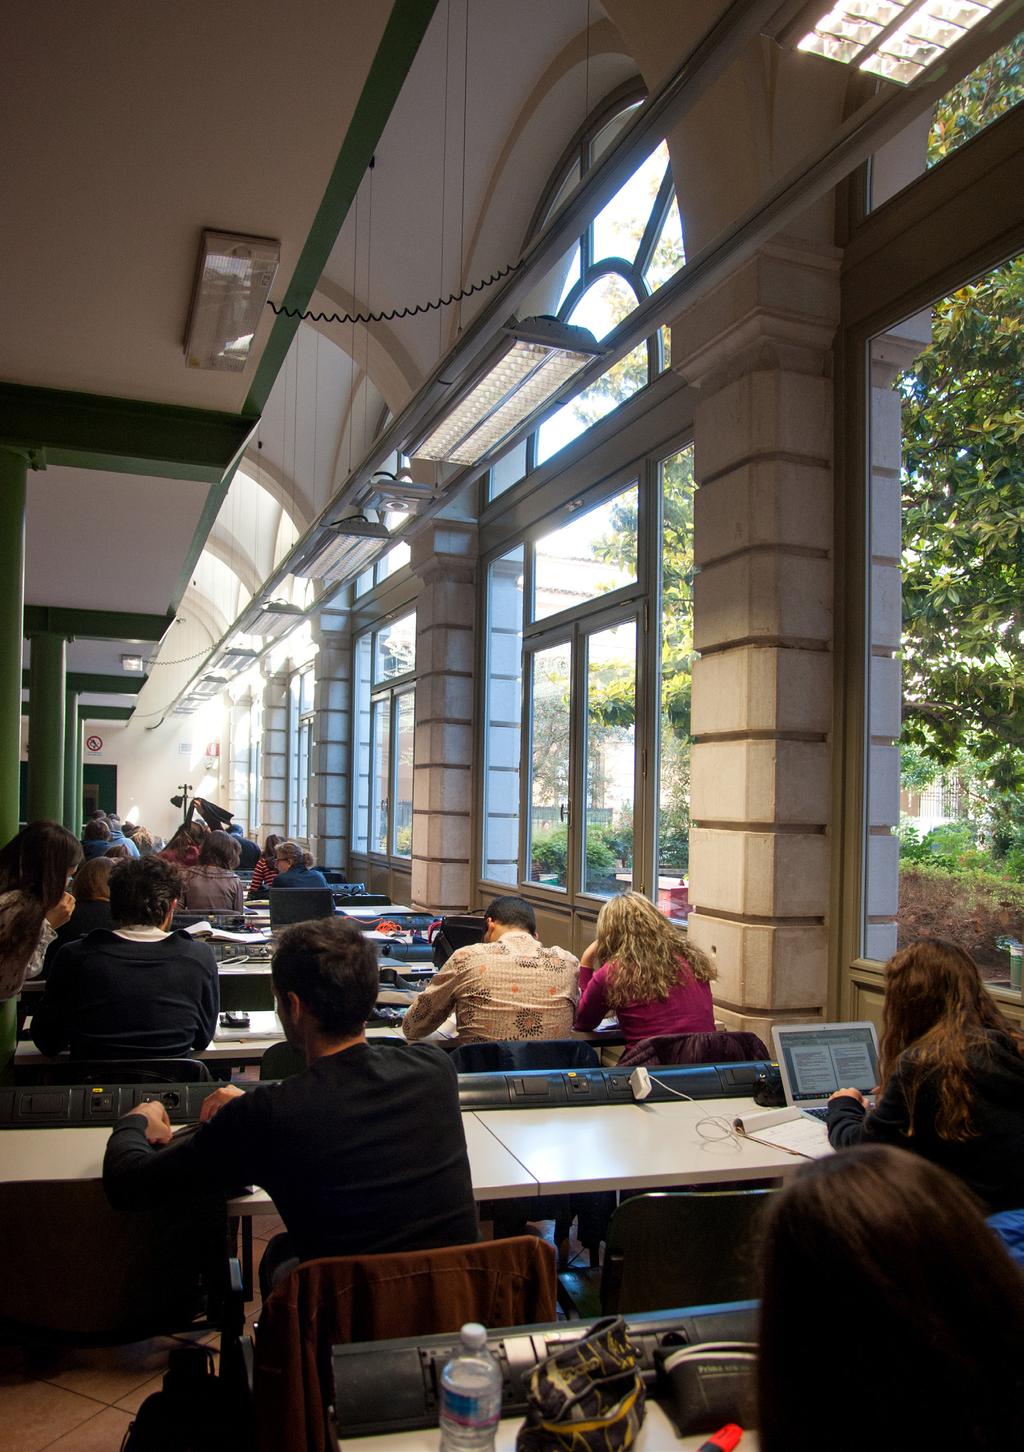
629,1065 -> 742,1146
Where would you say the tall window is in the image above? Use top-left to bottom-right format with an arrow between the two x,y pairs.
864,250 -> 1024,993
287,666 -> 314,840
656,446 -> 696,924
487,94 -> 684,502
351,612 -> 417,858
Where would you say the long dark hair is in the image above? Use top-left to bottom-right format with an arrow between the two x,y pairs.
0,820 -> 81,910
0,821 -> 82,964
198,829 -> 241,870
881,938 -> 1024,1140
758,1145 -> 1024,1452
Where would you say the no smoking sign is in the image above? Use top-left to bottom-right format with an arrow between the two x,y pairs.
85,735 -> 103,753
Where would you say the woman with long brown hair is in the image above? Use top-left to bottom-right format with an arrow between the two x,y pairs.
573,891 -> 716,1045
827,937 -> 1024,1213
757,1145 -> 1024,1452
0,820 -> 82,998
41,856 -> 115,975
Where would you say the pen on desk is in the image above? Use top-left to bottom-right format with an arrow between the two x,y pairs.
697,1425 -> 743,1452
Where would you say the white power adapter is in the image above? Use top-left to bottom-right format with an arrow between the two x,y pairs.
629,1066 -> 652,1101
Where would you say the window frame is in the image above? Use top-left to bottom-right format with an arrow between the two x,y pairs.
350,611 -> 418,864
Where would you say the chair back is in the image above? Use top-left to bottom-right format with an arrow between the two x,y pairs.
253,1236 -> 556,1452
0,1179 -> 225,1342
24,1057 -> 213,1086
600,1189 -> 776,1315
260,1040 -> 307,1080
618,1030 -> 770,1067
448,1039 -> 600,1073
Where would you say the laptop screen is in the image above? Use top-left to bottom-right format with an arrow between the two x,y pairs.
772,1023 -> 880,1106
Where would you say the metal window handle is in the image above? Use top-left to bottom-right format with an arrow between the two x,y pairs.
559,800 -> 571,825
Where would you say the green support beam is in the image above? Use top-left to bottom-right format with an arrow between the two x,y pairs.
63,688 -> 79,830
21,703 -> 134,721
26,633 -> 66,822
244,0 -> 439,415
22,670 -> 146,695
0,449 -> 27,847
78,704 -> 133,722
0,382 -> 257,483
23,607 -> 173,643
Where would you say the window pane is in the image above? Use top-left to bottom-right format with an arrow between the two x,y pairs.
483,547 -> 524,884
541,157 -> 582,229
297,718 -> 310,840
527,642 -> 571,891
583,620 -> 636,897
352,634 -> 372,853
392,690 -> 415,858
566,273 -> 641,342
588,101 -> 643,169
644,193 -> 685,291
371,697 -> 391,855
488,439 -> 528,503
535,339 -> 648,465
864,254 -> 1024,986
928,30 -> 1024,166
657,447 -> 695,925
354,568 -> 374,597
374,611 -> 416,681
592,142 -> 669,270
376,540 -> 411,583
533,485 -> 638,621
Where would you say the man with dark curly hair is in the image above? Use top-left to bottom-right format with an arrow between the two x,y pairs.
31,856 -> 219,1058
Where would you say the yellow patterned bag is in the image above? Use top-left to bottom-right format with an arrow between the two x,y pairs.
515,1315 -> 646,1451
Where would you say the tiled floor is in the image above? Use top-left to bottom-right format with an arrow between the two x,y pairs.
0,1218 -> 279,1452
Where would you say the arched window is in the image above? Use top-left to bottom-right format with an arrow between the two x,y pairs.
488,90 -> 685,498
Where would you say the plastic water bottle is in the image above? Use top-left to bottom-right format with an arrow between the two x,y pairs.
439,1322 -> 501,1450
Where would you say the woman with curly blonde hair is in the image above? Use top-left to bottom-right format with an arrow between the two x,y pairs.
573,891 -> 716,1045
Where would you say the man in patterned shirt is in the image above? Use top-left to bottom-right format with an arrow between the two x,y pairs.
402,896 -> 580,1044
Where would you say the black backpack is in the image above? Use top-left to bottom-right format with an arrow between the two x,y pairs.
121,1345 -> 250,1452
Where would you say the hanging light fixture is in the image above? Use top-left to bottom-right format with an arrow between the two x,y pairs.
410,315 -> 605,466
789,0 -> 1003,85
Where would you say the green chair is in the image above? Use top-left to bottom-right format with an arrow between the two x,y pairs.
260,1040 -> 306,1080
559,1188 -> 776,1319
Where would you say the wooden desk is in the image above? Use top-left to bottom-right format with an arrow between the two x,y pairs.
473,1098 -> 804,1194
343,1405 -> 758,1450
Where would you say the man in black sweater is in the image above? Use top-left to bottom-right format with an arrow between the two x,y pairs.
32,856 -> 219,1059
103,917 -> 478,1288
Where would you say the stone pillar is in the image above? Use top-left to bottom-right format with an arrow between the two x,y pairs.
672,237 -> 841,1035
864,315 -> 931,961
27,631 -> 67,823
409,523 -> 477,912
311,605 -> 351,872
260,671 -> 288,839
0,449 -> 28,846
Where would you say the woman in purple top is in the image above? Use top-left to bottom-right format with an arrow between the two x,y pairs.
574,892 -> 716,1045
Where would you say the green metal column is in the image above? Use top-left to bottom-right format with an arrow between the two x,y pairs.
0,449 -> 28,846
63,688 -> 80,830
26,631 -> 66,822
76,707 -> 85,827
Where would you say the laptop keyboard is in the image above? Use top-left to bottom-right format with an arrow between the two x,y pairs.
803,1106 -> 830,1122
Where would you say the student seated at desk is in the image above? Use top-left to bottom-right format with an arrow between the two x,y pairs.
757,1146 -> 1024,1452
402,895 -> 579,1044
0,820 -> 79,1000
180,829 -> 244,913
573,892 -> 716,1046
40,856 -> 115,976
269,840 -> 329,890
103,918 -> 477,1293
826,939 -> 1024,1233
248,834 -> 282,898
31,856 -> 219,1059
79,817 -> 112,859
159,821 -> 206,870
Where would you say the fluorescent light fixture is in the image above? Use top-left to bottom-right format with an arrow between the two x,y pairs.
120,654 -> 144,673
294,532 -> 384,584
411,316 -> 605,466
326,512 -> 392,540
213,646 -> 260,671
247,601 -> 306,638
796,1 -> 1000,84
184,230 -> 280,371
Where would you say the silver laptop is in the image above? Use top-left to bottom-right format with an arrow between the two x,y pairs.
771,1021 -> 880,1122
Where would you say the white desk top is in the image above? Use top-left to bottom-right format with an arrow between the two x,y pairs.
342,1404 -> 756,1450
474,1098 -> 803,1194
0,1113 -> 537,1205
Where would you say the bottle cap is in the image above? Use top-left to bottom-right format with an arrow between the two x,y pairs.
461,1323 -> 487,1348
